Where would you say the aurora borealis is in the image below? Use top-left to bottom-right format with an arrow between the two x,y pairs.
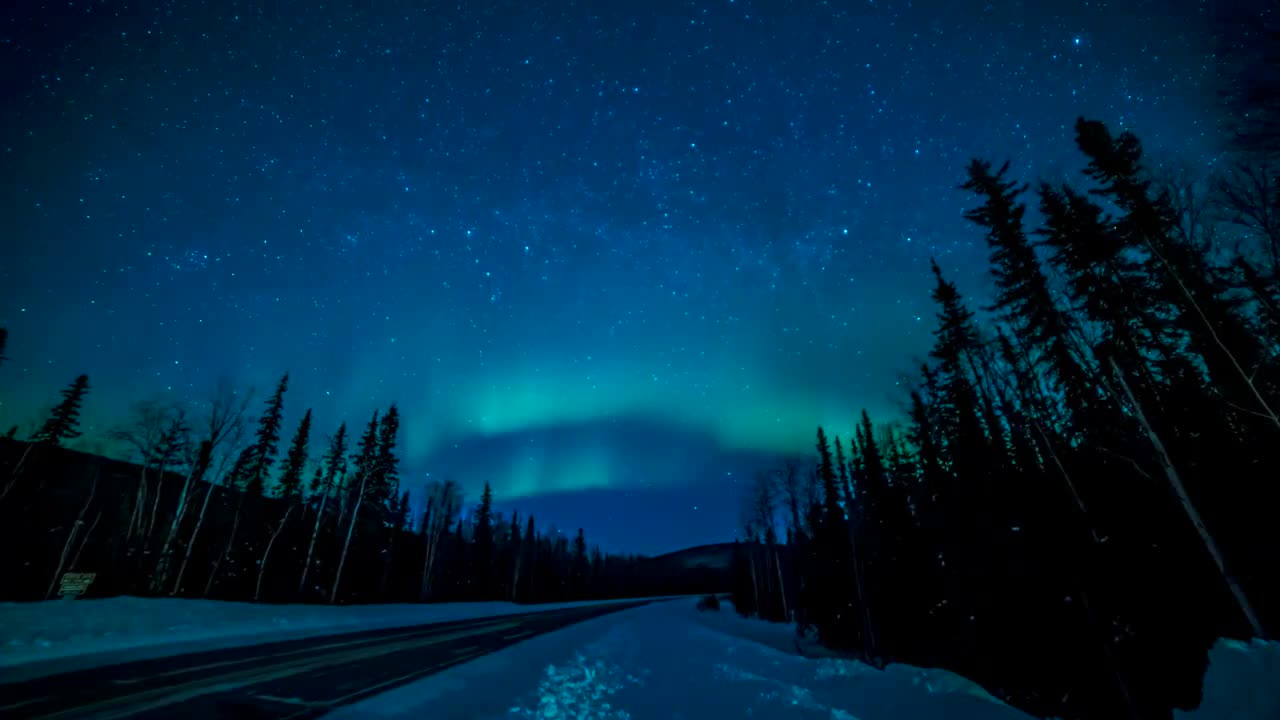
0,0 -> 1233,553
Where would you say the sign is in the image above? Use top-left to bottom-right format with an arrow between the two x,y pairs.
58,572 -> 96,598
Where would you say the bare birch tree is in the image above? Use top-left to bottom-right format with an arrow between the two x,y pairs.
419,479 -> 460,600
1106,358 -> 1268,638
1214,160 -> 1280,274
45,470 -> 98,599
255,505 -> 294,602
170,384 -> 255,596
110,400 -> 172,541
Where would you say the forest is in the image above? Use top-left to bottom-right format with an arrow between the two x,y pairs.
729,113 -> 1280,720
0,364 -> 717,607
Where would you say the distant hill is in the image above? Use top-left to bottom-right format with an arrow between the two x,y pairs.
648,542 -> 736,571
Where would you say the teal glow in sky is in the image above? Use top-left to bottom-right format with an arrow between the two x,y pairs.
0,0 -> 1226,553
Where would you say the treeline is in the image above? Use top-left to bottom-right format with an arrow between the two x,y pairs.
0,366 -> 688,605
731,118 -> 1279,720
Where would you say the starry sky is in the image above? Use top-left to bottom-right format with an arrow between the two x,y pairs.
0,0 -> 1235,554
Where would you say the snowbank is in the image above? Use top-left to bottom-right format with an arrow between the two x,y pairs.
0,595 -> 677,682
330,599 -> 1033,720
1176,637 -> 1280,720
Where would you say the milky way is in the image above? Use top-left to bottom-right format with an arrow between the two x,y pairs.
0,0 -> 1230,553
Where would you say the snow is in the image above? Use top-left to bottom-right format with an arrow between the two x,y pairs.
0,595 -> 677,682
7,595 -> 1272,718
1176,637 -> 1280,720
330,599 -> 1035,720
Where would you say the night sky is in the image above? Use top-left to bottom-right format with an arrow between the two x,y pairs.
0,0 -> 1229,554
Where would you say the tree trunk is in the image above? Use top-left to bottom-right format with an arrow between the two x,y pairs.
0,442 -> 38,504
747,542 -> 760,614
1108,357 -> 1268,638
772,544 -> 789,621
419,498 -> 436,601
255,505 -> 294,602
331,471 -> 370,604
204,497 -> 244,598
152,459 -> 204,593
1145,239 -> 1280,434
172,483 -> 216,596
127,461 -> 151,541
46,472 -> 97,599
69,510 -> 102,573
336,480 -> 350,534
511,546 -> 524,602
848,522 -> 877,664
379,526 -> 396,600
146,455 -> 172,544
298,477 -> 333,596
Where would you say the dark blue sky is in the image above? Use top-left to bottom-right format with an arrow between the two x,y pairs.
0,0 -> 1230,554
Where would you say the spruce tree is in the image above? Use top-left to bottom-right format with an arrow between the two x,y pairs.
321,423 -> 349,500
833,436 -> 852,512
307,464 -> 325,497
278,409 -> 312,500
521,514 -> 537,600
372,405 -> 401,513
396,489 -> 411,531
1078,118 -> 1276,432
473,482 -> 495,597
0,328 -> 7,368
961,159 -> 1093,424
807,427 -> 860,651
815,427 -> 841,518
927,261 -> 989,478
507,511 -> 523,599
303,420 -> 347,592
347,411 -> 380,512
241,373 -> 289,496
331,412 -> 379,603
31,374 -> 89,446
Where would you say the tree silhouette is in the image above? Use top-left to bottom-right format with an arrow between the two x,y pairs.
277,409 -> 312,500
239,373 -> 289,497
31,374 -> 89,446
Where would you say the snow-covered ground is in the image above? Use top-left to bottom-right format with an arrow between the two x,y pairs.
0,595 -> 676,682
4,596 -> 1275,718
1176,637 -> 1280,720
329,599 -> 1035,720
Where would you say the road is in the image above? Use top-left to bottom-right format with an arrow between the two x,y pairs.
0,600 -> 654,720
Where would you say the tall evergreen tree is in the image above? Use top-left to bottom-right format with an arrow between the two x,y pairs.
346,411 -> 380,514
473,482 -> 495,597
507,511 -> 523,599
239,373 -> 289,497
805,427 -> 860,650
927,261 -> 989,478
31,374 -> 89,446
0,328 -> 7,368
320,424 -> 349,500
1078,118 -> 1278,433
519,514 -> 537,600
278,409 -> 312,500
371,405 -> 401,513
331,411 -> 380,603
833,436 -> 853,511
571,528 -> 589,596
961,159 -> 1094,423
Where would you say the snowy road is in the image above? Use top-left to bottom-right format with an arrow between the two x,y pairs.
0,600 -> 655,720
